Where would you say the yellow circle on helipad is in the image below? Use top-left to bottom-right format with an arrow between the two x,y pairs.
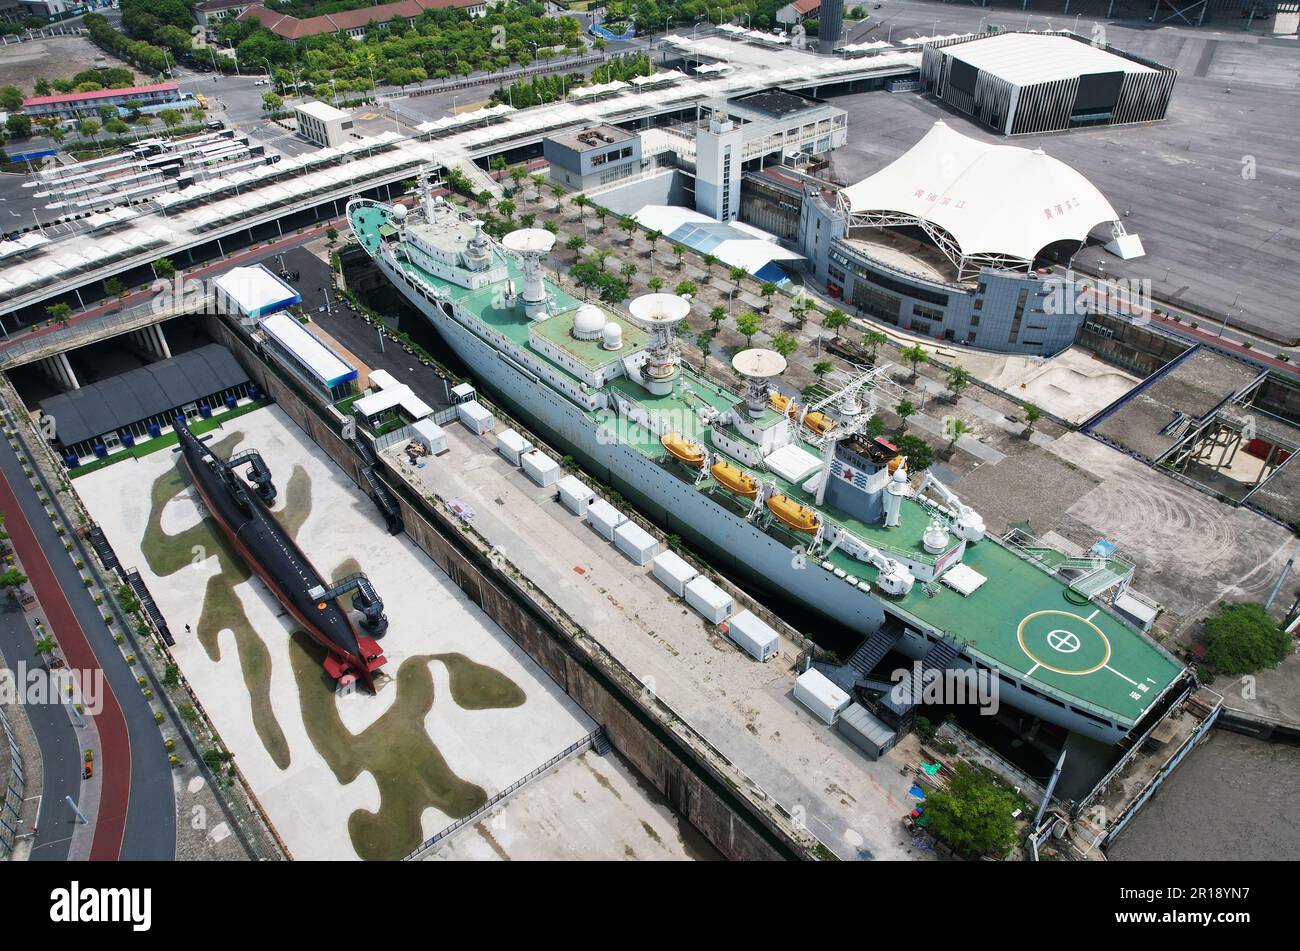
1016,610 -> 1111,675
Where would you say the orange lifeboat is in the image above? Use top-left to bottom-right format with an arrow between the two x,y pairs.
769,391 -> 793,415
887,454 -> 908,475
661,431 -> 706,468
802,411 -> 836,436
766,494 -> 821,534
711,460 -> 758,499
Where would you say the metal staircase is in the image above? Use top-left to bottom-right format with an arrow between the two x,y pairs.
126,568 -> 174,646
810,620 -> 904,693
848,623 -> 903,677
877,634 -> 961,729
361,466 -> 403,535
86,524 -> 122,579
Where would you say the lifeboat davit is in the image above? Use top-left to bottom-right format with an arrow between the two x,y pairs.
766,494 -> 821,534
802,411 -> 837,436
711,460 -> 758,499
661,431 -> 706,468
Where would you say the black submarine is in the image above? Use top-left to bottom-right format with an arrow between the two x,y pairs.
174,419 -> 388,692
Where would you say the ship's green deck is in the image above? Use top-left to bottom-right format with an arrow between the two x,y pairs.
351,201 -> 1185,728
531,308 -> 648,368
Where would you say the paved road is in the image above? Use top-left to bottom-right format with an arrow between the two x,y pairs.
0,437 -> 176,859
0,597 -> 83,860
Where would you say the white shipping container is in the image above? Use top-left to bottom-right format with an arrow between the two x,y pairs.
651,550 -> 698,596
684,575 -> 732,624
521,449 -> 560,487
585,498 -> 625,541
456,399 -> 494,435
613,520 -> 660,566
724,609 -> 780,662
409,418 -> 448,456
793,669 -> 850,725
557,475 -> 595,516
496,428 -> 532,466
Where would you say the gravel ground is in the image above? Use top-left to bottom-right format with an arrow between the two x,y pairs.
0,36 -> 131,94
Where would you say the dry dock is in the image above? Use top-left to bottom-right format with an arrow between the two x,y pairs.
383,419 -> 929,861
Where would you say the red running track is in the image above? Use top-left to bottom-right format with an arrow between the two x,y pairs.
0,468 -> 130,860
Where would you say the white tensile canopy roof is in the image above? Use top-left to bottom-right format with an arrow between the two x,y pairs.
839,120 -> 1120,269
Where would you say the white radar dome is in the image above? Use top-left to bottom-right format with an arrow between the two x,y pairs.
602,321 -> 624,351
391,202 -> 408,221
572,304 -> 606,340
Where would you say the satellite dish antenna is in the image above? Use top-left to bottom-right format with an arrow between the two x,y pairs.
501,228 -> 557,254
502,229 -> 556,318
731,348 -> 788,380
732,348 -> 787,419
628,294 -> 690,396
627,292 -> 691,327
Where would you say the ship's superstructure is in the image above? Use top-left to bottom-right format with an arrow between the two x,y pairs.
174,421 -> 388,692
347,178 -> 1187,743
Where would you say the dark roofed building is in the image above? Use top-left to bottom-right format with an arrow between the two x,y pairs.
236,0 -> 489,41
42,343 -> 253,466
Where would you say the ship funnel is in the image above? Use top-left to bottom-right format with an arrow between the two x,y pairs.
502,228 -> 556,319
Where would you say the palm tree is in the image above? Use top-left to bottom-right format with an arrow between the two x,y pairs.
813,360 -> 833,380
771,333 -> 798,358
619,216 -> 637,244
33,636 -> 57,659
621,262 -> 638,283
823,309 -> 849,341
759,281 -> 777,311
862,329 -> 888,362
572,193 -> 589,224
735,311 -> 761,346
900,344 -> 929,381
672,244 -> 685,270
46,302 -> 73,326
709,305 -> 726,330
1023,403 -> 1042,435
701,253 -> 717,277
727,266 -> 746,313
564,234 -> 585,257
945,418 -> 973,453
895,398 -> 918,434
946,366 -> 970,402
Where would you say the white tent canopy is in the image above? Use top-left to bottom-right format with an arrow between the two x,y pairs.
839,120 -> 1120,268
